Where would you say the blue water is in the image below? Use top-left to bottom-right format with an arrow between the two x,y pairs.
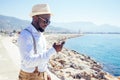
64,34 -> 120,76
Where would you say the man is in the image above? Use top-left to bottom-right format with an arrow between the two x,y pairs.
18,4 -> 64,80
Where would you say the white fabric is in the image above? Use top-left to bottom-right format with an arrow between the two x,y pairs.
18,24 -> 56,73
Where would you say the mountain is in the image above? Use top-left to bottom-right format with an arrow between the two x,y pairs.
46,25 -> 70,33
52,22 -> 120,32
0,15 -> 69,32
0,15 -> 30,31
1,15 -> 120,33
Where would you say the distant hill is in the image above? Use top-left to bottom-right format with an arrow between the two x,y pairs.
52,22 -> 120,32
0,15 -> 69,32
1,15 -> 120,33
0,15 -> 30,31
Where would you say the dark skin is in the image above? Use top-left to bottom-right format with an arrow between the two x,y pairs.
32,14 -> 50,32
32,14 -> 65,80
32,14 -> 64,52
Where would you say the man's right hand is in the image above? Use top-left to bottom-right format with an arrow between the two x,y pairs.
53,41 -> 65,52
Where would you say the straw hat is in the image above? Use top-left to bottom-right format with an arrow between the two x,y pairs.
30,4 -> 52,17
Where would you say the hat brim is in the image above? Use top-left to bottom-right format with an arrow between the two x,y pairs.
29,12 -> 53,17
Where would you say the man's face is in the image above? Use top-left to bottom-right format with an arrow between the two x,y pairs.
37,14 -> 51,31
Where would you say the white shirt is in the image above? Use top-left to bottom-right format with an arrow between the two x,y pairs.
18,24 -> 56,73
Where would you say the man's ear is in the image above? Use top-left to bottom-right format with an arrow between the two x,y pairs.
33,16 -> 38,22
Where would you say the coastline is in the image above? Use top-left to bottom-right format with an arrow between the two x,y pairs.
45,33 -> 120,80
0,33 -> 120,80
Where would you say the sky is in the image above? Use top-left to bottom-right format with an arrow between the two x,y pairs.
0,0 -> 120,27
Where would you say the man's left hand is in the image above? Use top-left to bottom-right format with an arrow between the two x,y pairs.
47,74 -> 51,80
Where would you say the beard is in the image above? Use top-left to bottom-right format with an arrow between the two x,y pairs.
38,27 -> 44,32
31,21 -> 45,32
36,21 -> 45,32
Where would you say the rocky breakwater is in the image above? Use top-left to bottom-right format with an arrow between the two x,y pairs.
45,34 -> 119,80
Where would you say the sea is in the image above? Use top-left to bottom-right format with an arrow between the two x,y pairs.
64,34 -> 120,76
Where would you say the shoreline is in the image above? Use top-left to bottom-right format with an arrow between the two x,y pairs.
45,33 -> 120,80
0,33 -> 120,80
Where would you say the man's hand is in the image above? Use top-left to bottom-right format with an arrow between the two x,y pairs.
47,74 -> 51,80
53,41 -> 65,52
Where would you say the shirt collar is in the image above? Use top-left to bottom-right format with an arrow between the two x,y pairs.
27,24 -> 42,35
